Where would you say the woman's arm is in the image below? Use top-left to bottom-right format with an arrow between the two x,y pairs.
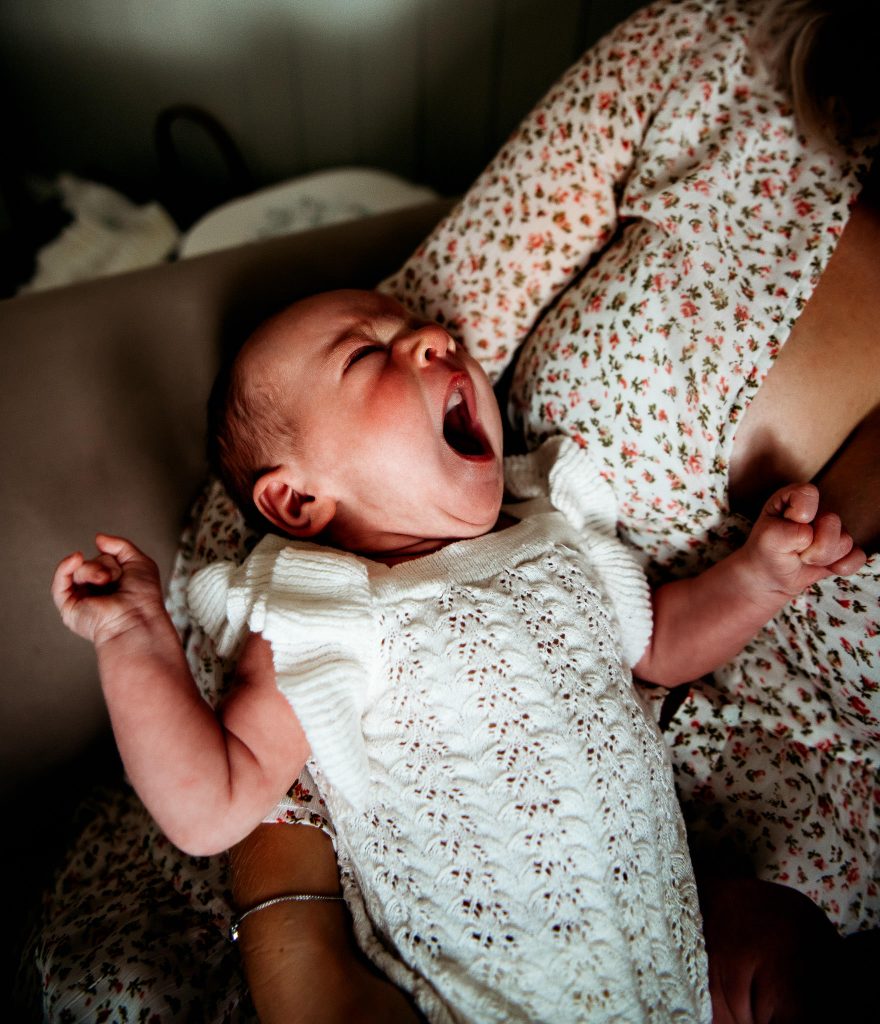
52,535 -> 309,855
636,483 -> 867,686
231,823 -> 423,1024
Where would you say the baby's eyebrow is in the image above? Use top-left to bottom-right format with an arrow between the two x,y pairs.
326,323 -> 365,355
325,320 -> 378,373
328,313 -> 402,353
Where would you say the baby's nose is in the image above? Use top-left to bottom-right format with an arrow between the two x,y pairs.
406,324 -> 456,367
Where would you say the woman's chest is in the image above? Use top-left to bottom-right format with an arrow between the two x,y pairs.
509,121 -> 868,567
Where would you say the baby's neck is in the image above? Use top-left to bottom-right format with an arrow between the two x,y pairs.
357,511 -> 519,567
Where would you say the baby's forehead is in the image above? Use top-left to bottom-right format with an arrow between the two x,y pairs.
307,291 -> 411,344
243,289 -> 402,374
314,287 -> 400,316
280,289 -> 402,343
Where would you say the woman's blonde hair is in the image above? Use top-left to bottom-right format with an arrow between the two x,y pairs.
756,0 -> 879,146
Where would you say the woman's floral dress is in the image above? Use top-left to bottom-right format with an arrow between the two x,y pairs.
30,0 -> 878,1019
383,0 -> 879,934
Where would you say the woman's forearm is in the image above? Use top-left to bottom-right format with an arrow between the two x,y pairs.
232,824 -> 423,1024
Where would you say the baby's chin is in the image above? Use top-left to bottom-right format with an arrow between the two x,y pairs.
459,497 -> 505,535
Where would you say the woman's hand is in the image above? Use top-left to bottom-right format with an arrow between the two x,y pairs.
51,533 -> 167,648
743,483 -> 867,598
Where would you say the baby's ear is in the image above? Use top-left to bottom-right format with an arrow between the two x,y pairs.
252,467 -> 336,538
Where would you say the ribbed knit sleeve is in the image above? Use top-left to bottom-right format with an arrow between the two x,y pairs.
188,535 -> 376,810
506,438 -> 652,668
187,536 -> 285,658
577,532 -> 652,669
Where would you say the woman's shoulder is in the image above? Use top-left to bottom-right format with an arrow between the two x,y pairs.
609,0 -> 758,46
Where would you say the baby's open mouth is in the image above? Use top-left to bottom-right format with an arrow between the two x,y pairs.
443,387 -> 491,458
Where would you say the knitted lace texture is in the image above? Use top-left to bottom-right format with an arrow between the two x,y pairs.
189,439 -> 710,1022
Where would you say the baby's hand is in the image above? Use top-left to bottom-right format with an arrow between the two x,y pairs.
745,484 -> 867,598
51,534 -> 167,648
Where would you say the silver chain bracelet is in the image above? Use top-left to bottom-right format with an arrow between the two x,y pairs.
229,893 -> 345,941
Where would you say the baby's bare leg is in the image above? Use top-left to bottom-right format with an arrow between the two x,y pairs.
699,875 -> 843,1024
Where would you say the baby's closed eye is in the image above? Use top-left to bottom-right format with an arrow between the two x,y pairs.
345,344 -> 385,371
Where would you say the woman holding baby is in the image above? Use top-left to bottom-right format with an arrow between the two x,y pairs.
35,0 -> 878,1020
230,0 -> 879,1019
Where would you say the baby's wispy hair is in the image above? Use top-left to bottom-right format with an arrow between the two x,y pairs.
207,350 -> 298,529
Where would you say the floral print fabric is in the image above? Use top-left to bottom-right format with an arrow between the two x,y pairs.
32,785 -> 253,1023
382,0 -> 878,933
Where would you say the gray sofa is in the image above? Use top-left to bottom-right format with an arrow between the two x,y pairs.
1,198 -> 453,1002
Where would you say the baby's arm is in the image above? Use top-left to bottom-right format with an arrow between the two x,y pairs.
636,484 -> 867,686
51,534 -> 309,855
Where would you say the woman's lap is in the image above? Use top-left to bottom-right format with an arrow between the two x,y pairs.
31,783 -> 254,1023
665,557 -> 880,933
